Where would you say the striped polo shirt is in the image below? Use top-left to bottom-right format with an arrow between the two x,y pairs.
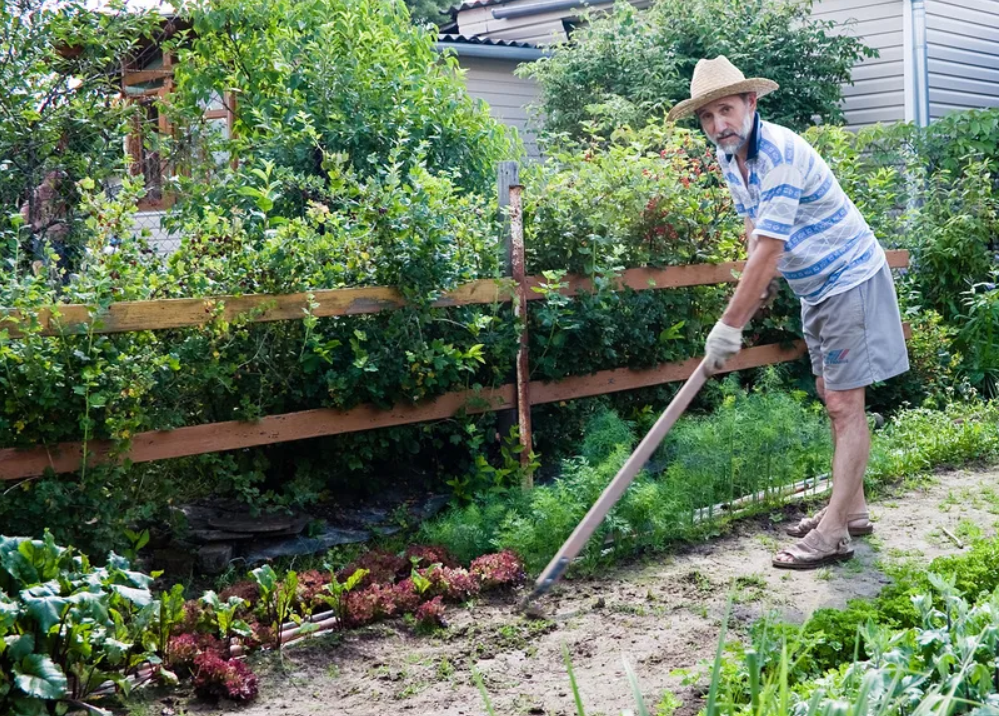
718,113 -> 885,305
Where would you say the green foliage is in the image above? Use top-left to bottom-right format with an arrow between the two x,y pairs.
424,379 -> 831,574
0,0 -> 159,270
166,0 -> 517,219
401,0 -> 452,25
580,407 -> 636,466
522,0 -> 876,139
524,124 -> 742,273
0,532 -> 160,714
0,0 -> 523,553
424,398 -> 999,576
868,309 -> 963,413
715,530 -> 999,711
867,402 -> 999,483
318,568 -> 369,625
807,122 -> 999,397
200,591 -> 252,653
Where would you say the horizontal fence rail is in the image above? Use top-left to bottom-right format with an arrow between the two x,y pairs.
0,251 -> 911,481
0,252 -> 909,338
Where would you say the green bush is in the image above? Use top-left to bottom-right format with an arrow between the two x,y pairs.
807,123 -> 999,397
166,0 -> 516,220
522,0 -> 875,139
0,0 -> 159,269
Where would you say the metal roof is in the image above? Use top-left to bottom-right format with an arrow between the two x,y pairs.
446,0 -> 509,17
437,33 -> 539,50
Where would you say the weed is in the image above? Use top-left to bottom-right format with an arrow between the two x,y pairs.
655,688 -> 683,716
755,534 -> 780,551
437,657 -> 455,681
326,664 -> 341,679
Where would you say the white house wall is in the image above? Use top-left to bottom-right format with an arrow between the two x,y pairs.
811,0 -> 906,128
925,0 -> 999,118
458,56 -> 543,160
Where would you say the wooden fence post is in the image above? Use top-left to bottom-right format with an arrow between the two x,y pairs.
496,161 -> 520,454
508,182 -> 534,488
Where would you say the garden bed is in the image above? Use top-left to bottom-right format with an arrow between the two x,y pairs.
120,465 -> 999,716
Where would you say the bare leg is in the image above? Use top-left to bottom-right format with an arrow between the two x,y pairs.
775,385 -> 869,561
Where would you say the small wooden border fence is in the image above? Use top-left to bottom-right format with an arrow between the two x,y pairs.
0,162 -> 911,484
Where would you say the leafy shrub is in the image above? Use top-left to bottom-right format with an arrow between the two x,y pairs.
0,0 -> 159,266
192,651 -> 259,702
807,123 -> 999,397
522,0 -> 875,139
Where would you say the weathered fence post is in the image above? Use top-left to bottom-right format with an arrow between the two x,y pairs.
496,161 -> 534,487
508,182 -> 534,488
496,162 -> 521,469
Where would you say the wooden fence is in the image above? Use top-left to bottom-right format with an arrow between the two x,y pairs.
0,168 -> 911,484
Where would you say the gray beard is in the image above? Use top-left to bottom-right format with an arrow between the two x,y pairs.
713,112 -> 755,153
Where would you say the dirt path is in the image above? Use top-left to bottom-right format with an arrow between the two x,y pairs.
144,467 -> 999,716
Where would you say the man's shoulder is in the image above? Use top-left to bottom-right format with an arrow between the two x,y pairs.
759,119 -> 819,169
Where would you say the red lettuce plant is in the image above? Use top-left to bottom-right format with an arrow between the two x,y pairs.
470,550 -> 526,589
192,652 -> 259,702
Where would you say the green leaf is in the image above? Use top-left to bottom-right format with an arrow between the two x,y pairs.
7,634 -> 36,662
111,584 -> 152,607
11,697 -> 49,716
22,592 -> 68,633
14,654 -> 68,699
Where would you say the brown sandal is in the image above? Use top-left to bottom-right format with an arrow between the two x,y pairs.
772,530 -> 854,571
785,509 -> 874,538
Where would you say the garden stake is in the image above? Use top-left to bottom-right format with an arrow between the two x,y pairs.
517,358 -> 712,618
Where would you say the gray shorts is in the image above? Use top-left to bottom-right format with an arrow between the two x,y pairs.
801,262 -> 910,392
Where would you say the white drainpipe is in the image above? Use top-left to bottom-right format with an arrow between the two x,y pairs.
910,0 -> 930,127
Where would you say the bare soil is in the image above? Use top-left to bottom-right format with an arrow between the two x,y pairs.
136,466 -> 999,716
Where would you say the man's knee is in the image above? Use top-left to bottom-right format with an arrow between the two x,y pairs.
815,376 -> 826,403
824,386 -> 866,424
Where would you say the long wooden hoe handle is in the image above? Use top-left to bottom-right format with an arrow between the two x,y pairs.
521,359 -> 712,607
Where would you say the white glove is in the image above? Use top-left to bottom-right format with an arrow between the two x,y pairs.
705,321 -> 743,373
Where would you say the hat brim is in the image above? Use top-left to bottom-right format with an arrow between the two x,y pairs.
667,79 -> 779,123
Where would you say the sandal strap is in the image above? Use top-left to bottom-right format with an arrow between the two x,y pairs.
793,507 -> 827,530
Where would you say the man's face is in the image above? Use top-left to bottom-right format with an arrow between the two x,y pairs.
696,94 -> 757,154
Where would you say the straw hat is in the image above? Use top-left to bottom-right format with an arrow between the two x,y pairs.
667,56 -> 778,122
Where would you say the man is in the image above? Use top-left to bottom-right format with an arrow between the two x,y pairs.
667,56 -> 909,570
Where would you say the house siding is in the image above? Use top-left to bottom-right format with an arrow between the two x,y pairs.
811,0 -> 906,128
925,0 -> 999,119
458,56 -> 543,159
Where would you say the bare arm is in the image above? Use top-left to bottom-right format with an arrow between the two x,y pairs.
721,234 -> 783,329
744,217 -> 757,258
